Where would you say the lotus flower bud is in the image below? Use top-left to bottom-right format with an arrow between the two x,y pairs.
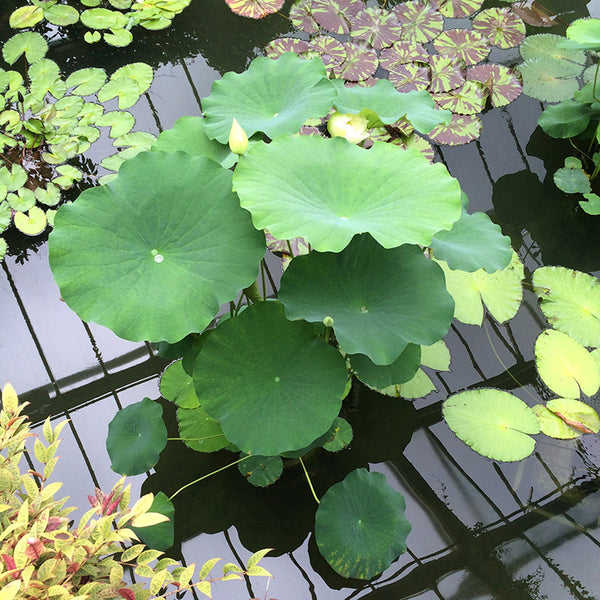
327,111 -> 369,144
323,316 -> 334,328
228,118 -> 249,155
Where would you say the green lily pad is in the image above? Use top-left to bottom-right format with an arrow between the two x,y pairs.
533,266 -> 600,348
350,344 -> 421,389
44,4 -> 80,26
176,405 -> 231,453
443,389 -> 540,461
322,417 -> 353,452
520,33 -> 586,64
193,301 -> 348,456
98,63 -> 153,109
8,189 -> 36,212
96,111 -> 135,138
0,238 -> 6,262
0,164 -> 27,192
315,468 -> 411,580
535,329 -> 599,398
203,53 -> 335,143
160,360 -> 199,408
331,78 -> 450,134
233,135 -> 462,253
0,201 -> 11,233
49,151 -> 265,343
35,183 -> 61,207
518,57 -> 582,103
532,404 -> 581,439
554,157 -> 591,194
430,211 -> 512,273
279,235 -> 454,364
538,100 -> 592,139
545,398 -> 600,434
131,492 -> 174,552
436,251 -> 524,325
80,7 -> 128,30
151,116 -> 235,168
103,28 -> 134,47
238,454 -> 283,487
14,206 -> 47,236
580,193 -> 600,215
65,68 -> 107,96
9,6 -> 44,28
106,398 -> 168,475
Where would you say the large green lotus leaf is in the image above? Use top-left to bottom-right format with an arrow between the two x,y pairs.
160,359 -> 199,408
560,17 -> 600,50
436,251 -> 524,325
532,404 -> 580,439
350,344 -> 421,389
546,398 -> 600,434
233,135 -> 462,253
331,78 -> 450,134
279,235 -> 454,365
315,468 -> 411,580
533,266 -> 600,348
49,151 -> 265,343
193,301 -> 348,456
535,330 -> 599,398
203,53 -> 335,143
443,389 -> 540,461
106,398 -> 167,475
176,405 -> 231,453
151,116 -> 235,167
430,211 -> 512,273
538,100 -> 592,139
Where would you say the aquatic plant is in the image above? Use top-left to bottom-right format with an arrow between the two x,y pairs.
0,31 -> 154,261
0,382 -> 272,599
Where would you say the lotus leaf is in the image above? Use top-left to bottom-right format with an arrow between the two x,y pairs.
331,78 -> 450,133
193,301 -> 348,456
315,468 -> 411,579
437,251 -> 524,325
535,330 -> 599,398
518,58 -> 582,103
322,417 -> 353,452
561,17 -> 600,50
238,455 -> 283,487
9,6 -> 44,28
279,235 -> 454,364
533,266 -> 600,348
546,398 -> 600,434
203,53 -> 335,143
350,344 -> 421,389
131,492 -> 175,552
14,207 -> 47,236
233,135 -> 462,252
349,6 -> 403,49
467,65 -> 522,108
106,398 -> 167,475
176,406 -> 231,453
2,32 -> 48,65
394,1 -> 443,44
443,389 -> 540,461
538,100 -> 592,139
472,7 -> 525,49
225,0 -> 284,18
554,157 -> 591,194
532,404 -> 580,439
49,151 -> 265,342
160,360 -> 199,408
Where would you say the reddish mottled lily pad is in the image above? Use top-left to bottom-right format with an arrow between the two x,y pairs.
225,0 -> 284,19
289,0 -> 320,33
312,0 -> 363,35
349,6 -> 403,50
473,7 -> 525,49
264,37 -> 312,59
427,114 -> 482,145
388,63 -> 431,93
433,81 -> 486,115
432,0 -> 483,18
429,55 -> 466,93
394,0 -> 444,44
467,64 -> 522,108
310,34 -> 347,69
432,29 -> 490,67
333,42 -> 378,81
379,40 -> 430,71
393,133 -> 435,163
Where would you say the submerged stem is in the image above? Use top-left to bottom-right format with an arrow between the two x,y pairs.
299,457 -> 320,505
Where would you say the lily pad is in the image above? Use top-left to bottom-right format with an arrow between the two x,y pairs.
232,135 -> 462,253
467,64 -> 522,108
349,6 -> 403,49
49,151 -> 265,343
333,42 -> 379,82
533,266 -> 600,348
535,329 -> 599,398
580,193 -> 600,215
472,7 -> 525,49
350,343 -> 421,389
43,4 -> 80,26
9,6 -> 44,28
14,207 -> 47,236
98,62 -> 153,109
432,29 -> 490,67
379,40 -> 430,70
561,17 -> 600,50
289,0 -> 320,34
433,0 -> 482,18
65,67 -> 107,96
394,1 -> 444,44
279,235 -> 454,365
427,114 -> 482,145
532,404 -> 581,439
224,0 -> 284,18
545,398 -> 600,434
2,32 -> 48,65
518,57 -> 582,103
520,33 -> 586,64
538,100 -> 593,139
106,398 -> 168,475
311,0 -> 363,35
315,468 -> 411,580
388,63 -> 431,93
309,34 -> 347,69
238,454 -> 283,487
80,8 -> 128,30
322,417 -> 353,452
264,37 -> 312,59
443,389 -> 540,461
193,301 -> 348,456
429,55 -> 466,94
554,157 -> 591,194
203,53 -> 335,143
160,360 -> 199,408
176,405 -> 231,453
433,81 -> 486,115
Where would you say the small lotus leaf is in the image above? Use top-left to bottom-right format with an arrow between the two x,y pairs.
2,32 -> 48,65
9,6 -> 44,28
443,389 -> 540,461
394,1 -> 443,44
546,398 -> 600,434
563,17 -> 600,50
289,0 -> 320,33
472,7 -> 525,49
430,211 -> 513,273
349,7 -> 403,49
14,207 -> 47,236
533,266 -> 600,348
554,157 -> 591,194
520,33 -> 586,64
518,57 -> 582,103
427,114 -> 482,146
333,41 -> 378,82
315,468 -> 411,579
535,330 -> 599,398
311,0 -> 363,34
80,8 -> 128,30
203,53 -> 335,143
433,30 -> 490,67
389,62 -> 431,93
532,404 -> 580,439
176,406 -> 231,453
193,301 -> 348,456
437,251 -> 524,325
233,135 -> 462,252
538,100 -> 593,140
106,398 -> 167,475
350,344 -> 421,389
160,360 -> 199,408
44,4 -> 80,26
467,64 -> 522,108
322,417 -> 353,452
238,455 -> 283,487
49,151 -> 265,343
433,81 -> 486,115
433,0 -> 482,18
429,55 -> 466,94
131,492 -> 174,552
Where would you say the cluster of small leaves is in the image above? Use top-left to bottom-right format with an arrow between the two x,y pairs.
9,0 -> 192,48
0,383 -> 272,600
262,0 -> 527,149
0,31 -> 154,261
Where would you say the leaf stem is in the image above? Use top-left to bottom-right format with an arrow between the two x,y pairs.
243,280 -> 262,304
299,457 -> 320,504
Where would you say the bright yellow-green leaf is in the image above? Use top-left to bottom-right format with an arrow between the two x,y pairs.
14,206 -> 47,236
546,397 -> 600,433
532,404 -> 580,439
2,383 -> 19,413
130,511 -> 170,528
131,492 -> 154,516
10,6 -> 44,29
196,580 -> 212,599
120,543 -> 145,562
199,557 -> 221,580
0,580 -> 21,600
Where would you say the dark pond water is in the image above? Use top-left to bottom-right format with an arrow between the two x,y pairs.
2,1 -> 600,598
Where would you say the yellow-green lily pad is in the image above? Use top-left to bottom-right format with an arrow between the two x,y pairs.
546,397 -> 600,434
13,206 -> 47,236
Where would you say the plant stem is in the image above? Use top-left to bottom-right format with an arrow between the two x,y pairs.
169,454 -> 252,501
260,259 -> 266,299
167,434 -> 225,442
299,457 -> 320,505
593,60 -> 600,103
243,280 -> 262,304
261,258 -> 278,298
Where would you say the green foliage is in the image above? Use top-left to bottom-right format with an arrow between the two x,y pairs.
0,383 -> 272,599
